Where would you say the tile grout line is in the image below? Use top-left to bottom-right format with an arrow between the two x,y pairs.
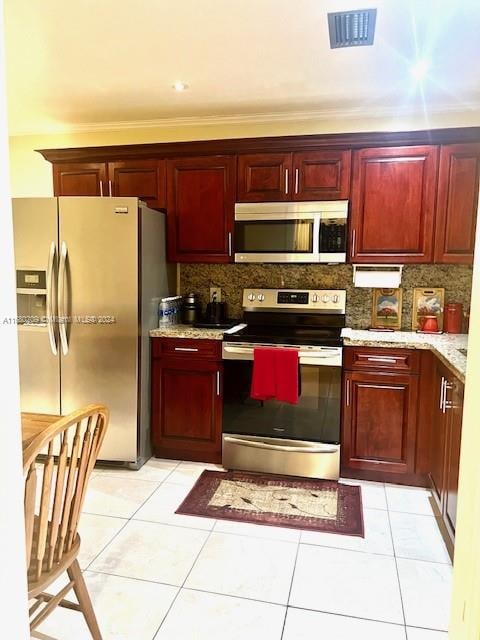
280,530 -> 302,639
148,524 -> 217,640
285,603 -> 413,629
83,518 -> 131,573
385,493 -> 408,635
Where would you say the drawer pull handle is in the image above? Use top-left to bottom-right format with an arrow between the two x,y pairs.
366,356 -> 399,364
439,376 -> 446,411
174,347 -> 199,352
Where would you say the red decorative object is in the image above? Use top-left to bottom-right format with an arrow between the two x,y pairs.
422,315 -> 439,333
444,303 -> 464,334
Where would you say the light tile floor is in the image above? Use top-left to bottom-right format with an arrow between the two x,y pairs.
37,459 -> 451,639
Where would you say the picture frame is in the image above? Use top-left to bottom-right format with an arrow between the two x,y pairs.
412,288 -> 445,332
371,288 -> 403,330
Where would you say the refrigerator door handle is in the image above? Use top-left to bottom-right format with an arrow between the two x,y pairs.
46,242 -> 58,355
58,241 -> 69,356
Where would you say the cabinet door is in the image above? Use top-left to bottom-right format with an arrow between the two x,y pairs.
292,150 -> 351,200
237,153 -> 292,202
342,371 -> 418,475
109,159 -> 166,208
53,162 -> 107,196
429,364 -> 448,506
151,358 -> 223,462
434,143 -> 480,264
444,379 -> 464,536
350,146 -> 438,263
167,156 -> 235,262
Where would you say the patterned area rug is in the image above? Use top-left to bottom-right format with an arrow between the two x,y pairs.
176,470 -> 364,537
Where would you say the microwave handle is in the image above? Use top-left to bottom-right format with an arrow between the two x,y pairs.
312,217 -> 320,256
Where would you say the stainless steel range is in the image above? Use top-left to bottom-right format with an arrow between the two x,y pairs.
222,288 -> 346,480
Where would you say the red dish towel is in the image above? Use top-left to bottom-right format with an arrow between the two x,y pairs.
250,347 -> 299,404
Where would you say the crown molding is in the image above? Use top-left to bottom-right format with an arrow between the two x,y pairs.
10,100 -> 480,137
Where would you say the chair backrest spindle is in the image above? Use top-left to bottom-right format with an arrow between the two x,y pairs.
23,405 -> 109,586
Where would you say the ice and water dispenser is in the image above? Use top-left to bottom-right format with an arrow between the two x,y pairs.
16,270 -> 48,324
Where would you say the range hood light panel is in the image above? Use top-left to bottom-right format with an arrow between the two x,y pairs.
328,8 -> 377,48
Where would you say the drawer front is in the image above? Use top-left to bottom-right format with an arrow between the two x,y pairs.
344,347 -> 420,373
152,338 -> 222,360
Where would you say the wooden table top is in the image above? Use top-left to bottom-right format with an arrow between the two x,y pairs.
21,412 -> 61,451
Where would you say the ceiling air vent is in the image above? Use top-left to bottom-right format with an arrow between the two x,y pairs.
328,8 -> 377,48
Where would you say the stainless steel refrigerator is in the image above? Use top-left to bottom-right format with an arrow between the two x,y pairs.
13,197 -> 171,467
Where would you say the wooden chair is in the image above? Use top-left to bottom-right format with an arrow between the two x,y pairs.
23,404 -> 109,639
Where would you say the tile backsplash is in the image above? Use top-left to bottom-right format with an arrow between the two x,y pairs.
179,264 -> 473,330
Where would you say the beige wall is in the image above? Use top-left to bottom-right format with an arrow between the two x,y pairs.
8,108 -> 480,197
0,3 -> 30,635
450,209 -> 480,638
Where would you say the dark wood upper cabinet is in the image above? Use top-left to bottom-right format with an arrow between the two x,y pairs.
292,150 -> 351,200
166,155 -> 235,263
237,150 -> 351,202
53,162 -> 107,196
350,145 -> 438,263
342,369 -> 419,476
237,153 -> 291,202
53,159 -> 166,208
434,143 -> 480,264
108,159 -> 166,208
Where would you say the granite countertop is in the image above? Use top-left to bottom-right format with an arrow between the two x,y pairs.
150,324 -> 468,382
150,324 -> 227,340
342,328 -> 468,383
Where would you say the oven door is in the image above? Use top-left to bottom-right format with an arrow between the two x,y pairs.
222,345 -> 342,444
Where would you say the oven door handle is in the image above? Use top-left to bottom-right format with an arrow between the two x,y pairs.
223,436 -> 338,454
223,346 -> 340,358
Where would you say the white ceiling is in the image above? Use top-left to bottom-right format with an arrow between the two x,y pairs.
4,0 -> 480,135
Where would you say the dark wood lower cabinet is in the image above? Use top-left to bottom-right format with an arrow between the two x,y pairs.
429,359 -> 464,542
430,362 -> 448,504
342,369 -> 419,479
151,339 -> 223,463
444,380 -> 463,536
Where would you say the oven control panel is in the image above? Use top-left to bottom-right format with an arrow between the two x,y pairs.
277,291 -> 309,304
242,289 -> 346,313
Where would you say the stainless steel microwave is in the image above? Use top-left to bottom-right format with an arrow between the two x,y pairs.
234,201 -> 348,263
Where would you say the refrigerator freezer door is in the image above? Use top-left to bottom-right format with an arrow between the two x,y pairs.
13,198 -> 61,414
58,197 -> 139,462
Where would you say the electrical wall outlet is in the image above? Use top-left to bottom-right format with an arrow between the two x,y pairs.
210,287 -> 222,302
